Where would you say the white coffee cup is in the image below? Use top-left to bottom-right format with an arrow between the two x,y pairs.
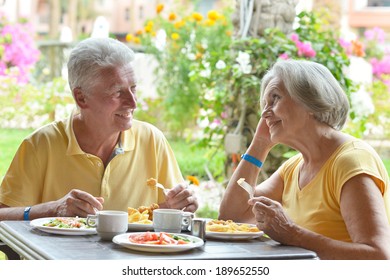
86,210 -> 128,240
152,209 -> 193,233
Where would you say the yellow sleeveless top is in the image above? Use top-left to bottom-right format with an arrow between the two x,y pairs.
278,140 -> 389,242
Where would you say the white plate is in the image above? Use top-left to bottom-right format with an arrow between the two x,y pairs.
30,217 -> 97,236
205,230 -> 264,240
205,221 -> 263,240
113,232 -> 204,253
128,222 -> 154,231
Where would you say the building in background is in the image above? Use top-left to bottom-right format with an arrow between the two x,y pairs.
347,0 -> 390,31
1,0 -> 389,42
0,0 -> 230,41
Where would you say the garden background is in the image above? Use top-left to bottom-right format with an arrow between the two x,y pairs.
1,0 -> 390,221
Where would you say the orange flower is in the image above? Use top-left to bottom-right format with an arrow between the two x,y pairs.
174,20 -> 185,29
207,10 -> 219,21
225,30 -> 232,37
144,25 -> 153,33
156,4 -> 164,14
125,33 -> 133,42
168,12 -> 177,21
171,32 -> 180,40
133,37 -> 141,44
351,40 -> 365,57
205,19 -> 215,26
136,29 -> 143,36
195,52 -> 203,60
192,12 -> 203,22
186,175 -> 199,186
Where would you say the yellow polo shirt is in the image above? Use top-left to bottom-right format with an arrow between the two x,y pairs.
0,115 -> 184,211
279,140 -> 389,242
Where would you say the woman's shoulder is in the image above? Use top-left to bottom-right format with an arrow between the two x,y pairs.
334,138 -> 381,161
331,138 -> 388,183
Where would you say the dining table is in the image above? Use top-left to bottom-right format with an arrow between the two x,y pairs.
0,220 -> 318,260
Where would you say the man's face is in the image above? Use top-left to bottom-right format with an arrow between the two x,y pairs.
81,64 -> 137,133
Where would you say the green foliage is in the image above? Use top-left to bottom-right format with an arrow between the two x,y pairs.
195,204 -> 219,219
137,9 -> 233,137
138,9 -> 361,153
365,78 -> 390,138
0,76 -> 72,128
169,138 -> 225,182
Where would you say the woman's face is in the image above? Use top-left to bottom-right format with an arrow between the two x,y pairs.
261,77 -> 311,143
81,64 -> 137,134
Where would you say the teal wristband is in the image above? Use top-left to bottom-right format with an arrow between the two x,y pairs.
23,206 -> 31,221
241,154 -> 263,168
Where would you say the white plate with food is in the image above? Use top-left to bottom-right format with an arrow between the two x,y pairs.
30,217 -> 97,235
128,222 -> 154,231
113,232 -> 204,253
205,219 -> 263,240
205,230 -> 264,240
127,203 -> 158,231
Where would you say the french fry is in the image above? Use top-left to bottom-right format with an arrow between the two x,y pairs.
127,203 -> 159,224
206,219 -> 260,233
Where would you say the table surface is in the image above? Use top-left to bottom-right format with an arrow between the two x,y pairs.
0,220 -> 318,260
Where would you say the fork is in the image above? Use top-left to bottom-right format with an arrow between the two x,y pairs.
237,178 -> 254,199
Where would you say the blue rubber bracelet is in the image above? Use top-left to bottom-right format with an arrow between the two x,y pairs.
241,154 -> 263,168
23,206 -> 31,221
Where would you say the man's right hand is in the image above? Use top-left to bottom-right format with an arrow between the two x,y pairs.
55,189 -> 104,217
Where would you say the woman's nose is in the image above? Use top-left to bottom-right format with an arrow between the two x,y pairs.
261,108 -> 272,118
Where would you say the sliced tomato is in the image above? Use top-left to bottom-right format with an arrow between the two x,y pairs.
128,232 -> 190,245
159,232 -> 177,245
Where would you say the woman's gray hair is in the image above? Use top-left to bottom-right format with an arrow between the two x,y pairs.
260,59 -> 350,130
67,37 -> 135,92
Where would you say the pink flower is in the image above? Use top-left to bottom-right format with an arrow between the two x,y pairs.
0,19 -> 40,84
290,33 -> 299,43
370,56 -> 390,77
364,27 -> 386,44
279,53 -> 289,60
296,41 -> 316,58
220,111 -> 228,119
339,38 -> 351,50
291,33 -> 316,58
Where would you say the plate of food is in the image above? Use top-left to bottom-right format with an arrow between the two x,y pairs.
30,217 -> 97,235
205,219 -> 263,240
113,232 -> 204,253
127,203 -> 158,231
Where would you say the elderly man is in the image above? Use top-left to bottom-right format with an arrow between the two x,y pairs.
0,37 -> 198,221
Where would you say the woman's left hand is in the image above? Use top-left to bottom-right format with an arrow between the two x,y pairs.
249,196 -> 299,245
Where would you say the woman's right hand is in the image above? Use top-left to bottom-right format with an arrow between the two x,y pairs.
250,117 -> 274,151
54,189 -> 104,217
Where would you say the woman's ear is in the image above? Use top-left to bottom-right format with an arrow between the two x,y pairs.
73,87 -> 88,109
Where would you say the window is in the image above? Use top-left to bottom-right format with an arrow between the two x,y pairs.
367,0 -> 390,6
125,8 -> 130,21
139,6 -> 144,20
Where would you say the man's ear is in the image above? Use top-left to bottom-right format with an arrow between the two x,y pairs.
73,87 -> 88,109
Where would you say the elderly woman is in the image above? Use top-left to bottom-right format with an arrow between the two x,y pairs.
0,38 -> 198,220
219,59 -> 390,259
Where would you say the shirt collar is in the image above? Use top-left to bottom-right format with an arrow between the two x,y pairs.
65,109 -> 85,156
